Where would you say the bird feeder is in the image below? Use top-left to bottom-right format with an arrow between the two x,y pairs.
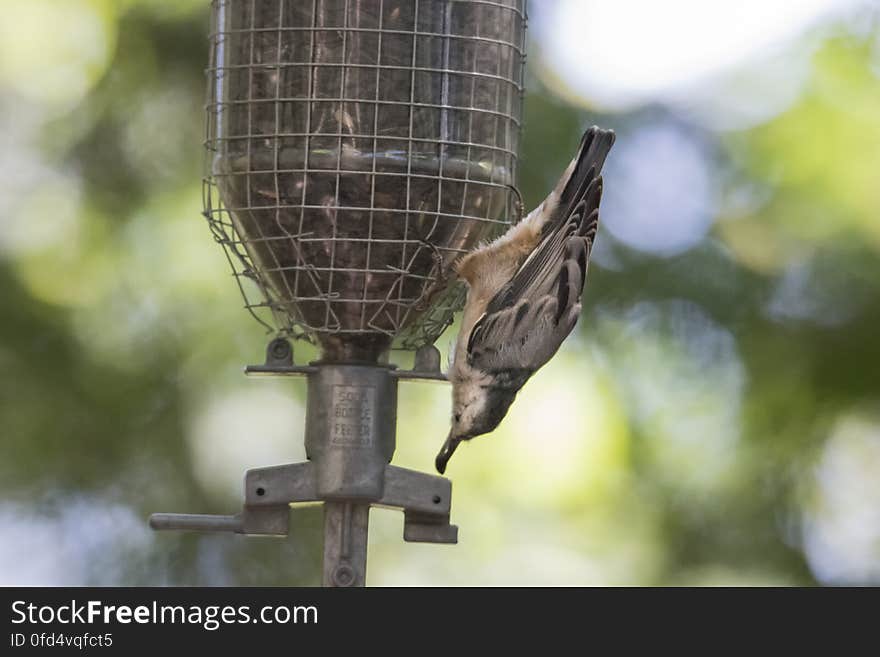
151,0 -> 527,586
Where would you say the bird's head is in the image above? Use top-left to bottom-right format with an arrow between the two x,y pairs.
435,379 -> 517,474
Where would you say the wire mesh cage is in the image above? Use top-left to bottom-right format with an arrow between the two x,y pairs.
203,0 -> 527,362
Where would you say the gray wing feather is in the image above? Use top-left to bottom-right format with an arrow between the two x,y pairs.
466,127 -> 613,376
466,237 -> 589,376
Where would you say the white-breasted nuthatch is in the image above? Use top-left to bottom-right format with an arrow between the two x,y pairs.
435,126 -> 615,474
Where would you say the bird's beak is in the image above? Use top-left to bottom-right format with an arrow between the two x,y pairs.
435,431 -> 461,475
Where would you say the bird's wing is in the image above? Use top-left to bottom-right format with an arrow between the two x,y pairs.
466,127 -> 614,377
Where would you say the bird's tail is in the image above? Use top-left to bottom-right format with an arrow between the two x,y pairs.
553,126 -> 615,235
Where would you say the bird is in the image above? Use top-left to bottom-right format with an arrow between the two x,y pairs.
434,126 -> 615,474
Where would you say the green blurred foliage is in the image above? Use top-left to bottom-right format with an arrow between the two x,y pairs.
1,1 -> 878,585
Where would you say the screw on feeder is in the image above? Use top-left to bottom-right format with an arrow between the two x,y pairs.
150,0 -> 527,586
332,564 -> 356,588
266,337 -> 293,366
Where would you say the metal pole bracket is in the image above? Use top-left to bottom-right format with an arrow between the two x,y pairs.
150,461 -> 457,543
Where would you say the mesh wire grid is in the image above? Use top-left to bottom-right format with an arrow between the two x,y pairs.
204,0 -> 527,361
